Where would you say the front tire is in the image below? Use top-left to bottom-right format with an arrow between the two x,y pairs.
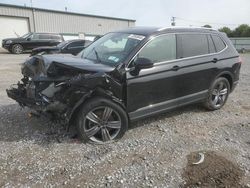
12,44 -> 23,54
76,97 -> 128,144
204,77 -> 230,110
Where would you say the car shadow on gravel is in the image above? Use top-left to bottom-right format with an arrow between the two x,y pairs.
0,50 -> 30,55
0,103 -> 207,145
0,104 -> 76,145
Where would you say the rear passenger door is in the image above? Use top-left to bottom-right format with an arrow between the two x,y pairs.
174,33 -> 218,96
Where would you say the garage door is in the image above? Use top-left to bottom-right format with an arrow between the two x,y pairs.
0,16 -> 29,43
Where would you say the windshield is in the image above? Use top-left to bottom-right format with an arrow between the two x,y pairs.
80,32 -> 145,67
21,33 -> 31,38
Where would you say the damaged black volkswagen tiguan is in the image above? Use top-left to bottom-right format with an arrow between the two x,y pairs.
7,27 -> 241,144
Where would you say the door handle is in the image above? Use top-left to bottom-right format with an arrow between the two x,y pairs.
212,58 -> 218,63
172,65 -> 180,71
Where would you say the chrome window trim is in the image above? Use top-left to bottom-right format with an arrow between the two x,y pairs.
126,32 -> 228,68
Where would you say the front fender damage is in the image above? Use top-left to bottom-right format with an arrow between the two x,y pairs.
7,65 -> 123,126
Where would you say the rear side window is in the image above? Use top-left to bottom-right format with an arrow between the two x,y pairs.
138,34 -> 176,63
207,35 -> 216,53
211,35 -> 226,52
51,35 -> 62,40
38,34 -> 51,40
177,34 -> 209,58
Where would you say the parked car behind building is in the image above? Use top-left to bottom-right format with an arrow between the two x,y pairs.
31,39 -> 92,56
2,32 -> 64,54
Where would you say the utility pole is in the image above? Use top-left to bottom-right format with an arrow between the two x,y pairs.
30,0 -> 33,7
171,17 -> 176,26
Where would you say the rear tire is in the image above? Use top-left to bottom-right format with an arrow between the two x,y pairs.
76,97 -> 128,144
204,77 -> 230,110
12,44 -> 23,54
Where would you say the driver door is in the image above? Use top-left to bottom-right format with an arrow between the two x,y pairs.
126,34 -> 182,119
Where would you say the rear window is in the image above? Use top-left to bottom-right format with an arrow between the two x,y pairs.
177,34 -> 209,58
211,35 -> 226,52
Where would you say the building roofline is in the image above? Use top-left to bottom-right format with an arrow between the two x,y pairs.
0,3 -> 136,22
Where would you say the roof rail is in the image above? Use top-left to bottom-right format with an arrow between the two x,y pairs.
158,26 -> 217,31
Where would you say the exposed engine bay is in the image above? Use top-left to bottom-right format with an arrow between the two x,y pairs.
6,55 -> 123,126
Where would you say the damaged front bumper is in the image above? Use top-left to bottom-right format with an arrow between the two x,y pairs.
7,85 -> 37,107
6,81 -> 69,120
6,55 -> 123,126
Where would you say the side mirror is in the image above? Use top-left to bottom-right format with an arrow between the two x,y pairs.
134,57 -> 153,69
26,37 -> 31,41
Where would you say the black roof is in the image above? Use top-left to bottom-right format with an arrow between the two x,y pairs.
115,26 -> 218,36
0,3 -> 135,22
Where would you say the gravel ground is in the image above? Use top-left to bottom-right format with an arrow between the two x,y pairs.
0,49 -> 250,187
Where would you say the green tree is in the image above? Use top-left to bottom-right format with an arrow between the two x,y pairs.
218,27 -> 232,37
233,24 -> 250,37
203,24 -> 212,28
218,24 -> 250,37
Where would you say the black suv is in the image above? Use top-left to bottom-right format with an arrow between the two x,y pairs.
7,27 -> 241,144
2,32 -> 64,54
30,39 -> 92,56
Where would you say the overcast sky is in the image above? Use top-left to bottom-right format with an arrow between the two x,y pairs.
1,0 -> 250,29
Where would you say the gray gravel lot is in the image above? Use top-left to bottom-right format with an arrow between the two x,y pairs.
0,48 -> 249,187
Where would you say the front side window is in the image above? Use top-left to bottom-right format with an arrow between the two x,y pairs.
138,34 -> 176,63
177,34 -> 209,58
80,33 -> 144,67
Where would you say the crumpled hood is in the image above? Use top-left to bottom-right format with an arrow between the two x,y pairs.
22,54 -> 115,78
43,54 -> 115,72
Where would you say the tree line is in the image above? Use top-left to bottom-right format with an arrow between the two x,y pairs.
203,24 -> 250,37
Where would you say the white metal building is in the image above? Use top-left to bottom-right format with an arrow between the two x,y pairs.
0,3 -> 135,42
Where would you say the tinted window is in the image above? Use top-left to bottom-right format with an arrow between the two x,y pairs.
84,40 -> 92,47
32,34 -> 39,40
138,34 -> 176,63
68,41 -> 85,48
51,35 -> 61,40
38,34 -> 51,40
207,35 -> 216,53
211,35 -> 226,52
177,34 -> 209,58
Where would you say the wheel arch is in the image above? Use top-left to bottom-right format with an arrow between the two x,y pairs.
68,87 -> 127,128
215,71 -> 233,91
